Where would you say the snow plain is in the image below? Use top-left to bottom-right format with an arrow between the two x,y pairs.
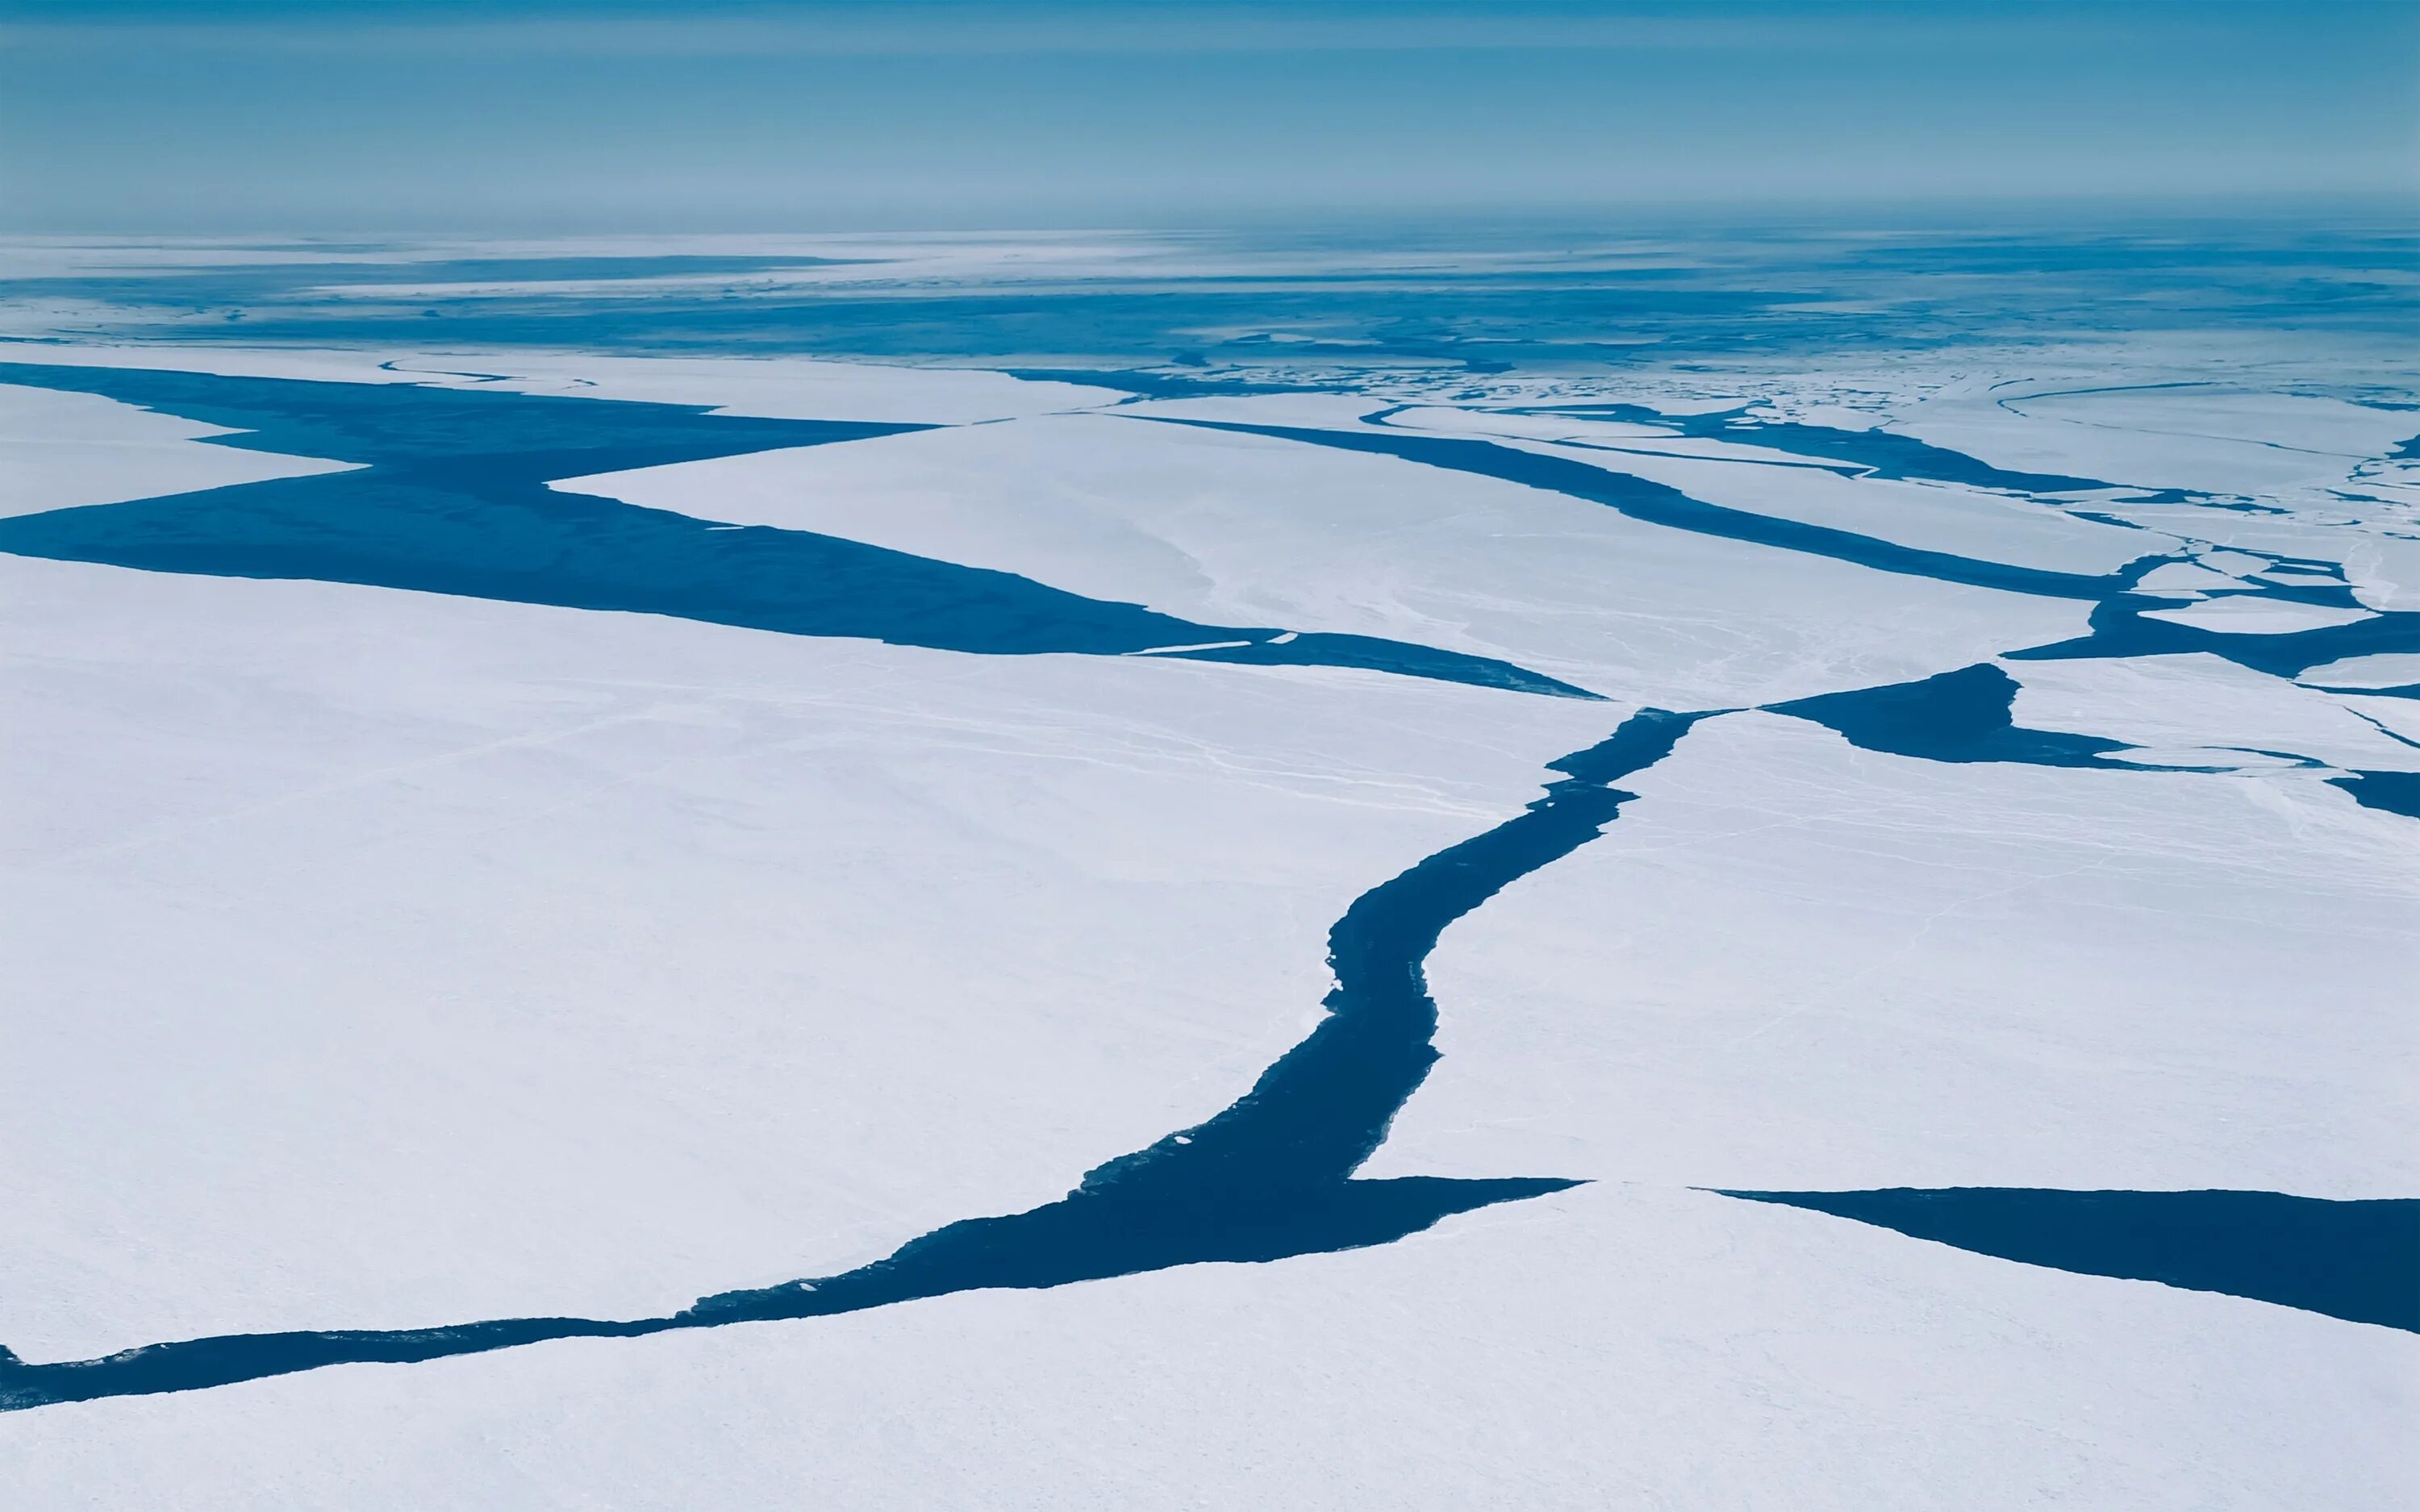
1,335 -> 2414,1508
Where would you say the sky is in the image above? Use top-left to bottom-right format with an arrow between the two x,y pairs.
1,0 -> 2414,233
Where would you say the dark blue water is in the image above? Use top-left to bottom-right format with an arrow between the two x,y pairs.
0,364 -> 1591,700
1717,1188 -> 2420,1332
1768,664 -> 2131,767
0,710 -> 1704,1411
2328,771 -> 2420,818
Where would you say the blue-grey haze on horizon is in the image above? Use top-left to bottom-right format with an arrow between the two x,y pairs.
1,0 -> 2414,233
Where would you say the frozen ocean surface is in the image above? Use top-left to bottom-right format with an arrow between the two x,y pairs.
0,222 -> 2414,1506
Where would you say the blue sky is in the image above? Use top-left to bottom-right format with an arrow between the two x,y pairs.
2,1 -> 2413,231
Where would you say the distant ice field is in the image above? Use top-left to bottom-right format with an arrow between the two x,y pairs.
0,225 -> 2414,1508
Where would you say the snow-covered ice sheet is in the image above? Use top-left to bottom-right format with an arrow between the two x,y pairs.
0,293 -> 2413,1508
